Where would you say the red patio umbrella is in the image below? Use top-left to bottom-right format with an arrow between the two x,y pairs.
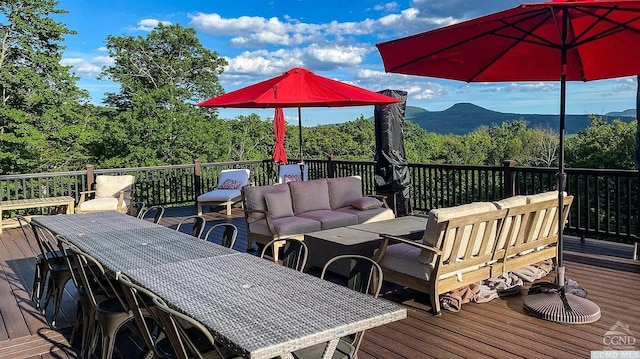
197,67 -> 400,166
272,108 -> 288,164
377,0 -> 640,324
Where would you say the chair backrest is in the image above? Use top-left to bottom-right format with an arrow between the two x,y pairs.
29,220 -> 65,264
261,238 -> 308,271
66,241 -> 127,309
176,215 -> 207,238
117,273 -> 164,356
139,205 -> 165,224
321,255 -> 384,355
322,255 -> 383,297
278,164 -> 308,183
150,295 -> 222,359
15,215 -> 38,254
202,223 -> 238,248
94,175 -> 135,200
130,201 -> 146,218
217,169 -> 250,188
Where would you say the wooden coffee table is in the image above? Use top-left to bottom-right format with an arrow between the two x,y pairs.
304,215 -> 428,275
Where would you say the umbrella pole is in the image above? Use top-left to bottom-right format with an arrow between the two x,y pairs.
298,107 -> 304,180
523,9 -> 599,324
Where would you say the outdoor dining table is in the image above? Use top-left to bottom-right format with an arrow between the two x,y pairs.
31,212 -> 407,359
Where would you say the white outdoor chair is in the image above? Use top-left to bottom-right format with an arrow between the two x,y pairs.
76,175 -> 135,214
197,169 -> 250,216
278,164 -> 308,183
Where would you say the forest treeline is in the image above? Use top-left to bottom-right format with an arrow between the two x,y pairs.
0,1 -> 637,175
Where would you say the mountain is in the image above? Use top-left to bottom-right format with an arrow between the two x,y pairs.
404,103 -> 636,135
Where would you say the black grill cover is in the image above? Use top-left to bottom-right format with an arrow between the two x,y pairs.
374,89 -> 410,216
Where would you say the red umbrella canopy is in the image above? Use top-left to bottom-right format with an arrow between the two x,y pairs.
196,67 -> 400,108
272,108 -> 288,164
376,0 -> 640,82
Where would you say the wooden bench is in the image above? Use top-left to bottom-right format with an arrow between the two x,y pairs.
374,192 -> 573,315
0,196 -> 75,233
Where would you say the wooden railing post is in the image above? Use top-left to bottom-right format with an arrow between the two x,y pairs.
327,156 -> 336,178
86,164 -> 94,191
502,160 -> 516,198
194,159 -> 202,200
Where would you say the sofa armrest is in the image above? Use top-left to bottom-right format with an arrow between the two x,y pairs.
243,208 -> 278,236
373,233 -> 441,263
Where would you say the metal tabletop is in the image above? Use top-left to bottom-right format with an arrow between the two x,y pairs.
31,212 -> 407,359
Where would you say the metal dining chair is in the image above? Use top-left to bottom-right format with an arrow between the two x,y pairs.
150,294 -> 242,359
260,238 -> 308,272
202,223 -> 238,249
29,220 -> 76,326
139,205 -> 165,224
15,215 -> 46,307
67,244 -> 135,359
175,215 -> 207,239
293,255 -> 383,359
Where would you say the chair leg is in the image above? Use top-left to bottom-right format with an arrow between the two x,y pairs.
197,203 -> 204,216
226,203 -> 232,216
96,312 -> 133,359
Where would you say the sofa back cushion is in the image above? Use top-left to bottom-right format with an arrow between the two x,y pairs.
418,202 -> 497,266
327,176 -> 363,210
264,190 -> 294,219
242,184 -> 290,223
289,179 -> 331,214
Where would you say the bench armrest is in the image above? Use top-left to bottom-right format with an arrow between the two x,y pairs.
243,208 -> 278,235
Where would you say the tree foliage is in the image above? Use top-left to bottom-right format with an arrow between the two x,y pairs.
0,0 -> 91,174
96,23 -> 227,166
565,116 -> 637,169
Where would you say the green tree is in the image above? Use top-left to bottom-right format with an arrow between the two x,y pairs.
0,0 -> 91,174
565,116 -> 636,169
98,23 -> 227,166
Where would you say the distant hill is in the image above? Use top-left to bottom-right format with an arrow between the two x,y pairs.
403,103 -> 636,135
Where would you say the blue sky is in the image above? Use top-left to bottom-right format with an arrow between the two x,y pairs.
57,0 -> 638,127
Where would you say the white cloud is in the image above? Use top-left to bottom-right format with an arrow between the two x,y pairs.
135,18 -> 172,32
189,8 -> 457,48
61,54 -> 114,77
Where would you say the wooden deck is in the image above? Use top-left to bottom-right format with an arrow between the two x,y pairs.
1,205 -> 638,358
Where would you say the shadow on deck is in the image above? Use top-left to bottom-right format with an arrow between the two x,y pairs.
1,204 -> 638,358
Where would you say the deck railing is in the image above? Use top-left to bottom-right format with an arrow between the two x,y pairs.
1,158 -> 638,245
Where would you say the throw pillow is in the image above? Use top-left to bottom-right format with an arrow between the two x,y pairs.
350,197 -> 383,210
264,191 -> 294,219
219,179 -> 242,189
284,174 -> 301,183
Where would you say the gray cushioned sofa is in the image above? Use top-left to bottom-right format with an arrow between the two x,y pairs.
241,176 -> 395,252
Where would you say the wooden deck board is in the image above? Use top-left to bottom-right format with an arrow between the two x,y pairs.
0,204 -> 638,358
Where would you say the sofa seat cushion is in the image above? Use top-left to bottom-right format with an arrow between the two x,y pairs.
248,217 -> 322,238
335,206 -> 395,223
375,243 -> 433,280
77,198 -> 129,213
327,176 -> 363,210
289,179 -> 331,214
297,210 -> 358,230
